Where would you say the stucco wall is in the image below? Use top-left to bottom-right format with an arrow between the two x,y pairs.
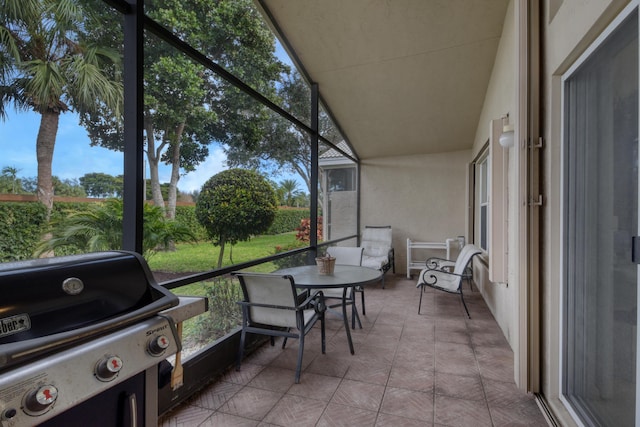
469,0 -> 517,352
359,150 -> 470,275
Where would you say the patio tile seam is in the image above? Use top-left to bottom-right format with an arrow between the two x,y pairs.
465,317 -> 498,427
379,385 -> 436,424
262,391 -> 330,426
184,379 -> 245,412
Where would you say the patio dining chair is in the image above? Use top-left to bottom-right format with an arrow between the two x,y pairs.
416,244 -> 482,318
233,271 -> 326,383
360,225 -> 395,288
424,243 -> 476,290
322,246 -> 364,329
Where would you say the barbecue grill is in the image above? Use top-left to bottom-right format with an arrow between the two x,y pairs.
0,251 -> 199,427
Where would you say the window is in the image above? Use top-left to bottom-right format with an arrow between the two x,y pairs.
327,167 -> 356,191
476,151 -> 490,252
471,118 -> 508,284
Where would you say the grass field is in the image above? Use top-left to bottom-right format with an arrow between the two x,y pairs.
147,231 -> 299,273
147,232 -> 305,348
147,231 -> 302,297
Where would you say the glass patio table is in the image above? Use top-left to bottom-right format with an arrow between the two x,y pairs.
275,264 -> 382,354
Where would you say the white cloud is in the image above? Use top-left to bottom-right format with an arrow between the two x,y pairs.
176,146 -> 227,193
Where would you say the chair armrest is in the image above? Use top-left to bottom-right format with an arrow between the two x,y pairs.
237,301 -> 297,311
420,267 -> 466,282
425,256 -> 454,270
426,256 -> 453,263
298,290 -> 326,313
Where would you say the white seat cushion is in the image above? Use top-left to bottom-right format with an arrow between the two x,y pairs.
361,255 -> 389,270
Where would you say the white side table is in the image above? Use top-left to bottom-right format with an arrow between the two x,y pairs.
406,238 -> 457,278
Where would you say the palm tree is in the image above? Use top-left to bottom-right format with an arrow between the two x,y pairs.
1,166 -> 20,193
279,179 -> 300,207
0,0 -> 122,218
34,199 -> 196,259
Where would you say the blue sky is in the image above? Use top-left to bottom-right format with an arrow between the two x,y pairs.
0,110 -> 228,193
0,43 -> 300,194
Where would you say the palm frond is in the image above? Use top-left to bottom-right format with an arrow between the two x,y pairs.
64,48 -> 123,116
20,59 -> 67,112
35,200 -> 196,258
1,0 -> 41,23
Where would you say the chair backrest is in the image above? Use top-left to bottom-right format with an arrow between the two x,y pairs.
361,226 -> 392,257
326,246 -> 364,266
235,272 -> 299,328
453,244 -> 482,275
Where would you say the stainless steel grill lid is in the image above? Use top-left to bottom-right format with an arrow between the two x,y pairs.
0,251 -> 179,371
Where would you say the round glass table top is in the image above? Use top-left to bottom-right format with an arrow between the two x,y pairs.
276,265 -> 382,288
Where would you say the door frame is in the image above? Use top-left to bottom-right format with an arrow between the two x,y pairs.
558,2 -> 640,424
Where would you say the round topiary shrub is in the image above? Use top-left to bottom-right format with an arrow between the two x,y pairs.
195,169 -> 278,268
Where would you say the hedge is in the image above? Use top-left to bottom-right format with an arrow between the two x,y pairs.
175,205 -> 208,240
0,202 -> 48,262
0,202 -> 308,262
175,206 -> 307,238
265,208 -> 309,235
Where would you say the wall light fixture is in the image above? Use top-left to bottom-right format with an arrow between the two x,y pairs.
499,113 -> 515,148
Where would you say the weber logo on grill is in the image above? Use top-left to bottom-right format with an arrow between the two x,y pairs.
0,314 -> 31,338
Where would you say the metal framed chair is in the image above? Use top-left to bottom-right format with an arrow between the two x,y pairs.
323,246 -> 364,329
416,244 -> 482,318
424,243 -> 476,290
233,271 -> 326,383
360,225 -> 395,288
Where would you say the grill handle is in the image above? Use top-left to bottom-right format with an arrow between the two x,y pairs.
124,393 -> 138,427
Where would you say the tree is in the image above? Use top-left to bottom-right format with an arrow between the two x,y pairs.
52,177 -> 86,197
81,0 -> 287,220
80,172 -> 121,198
292,192 -> 310,208
224,70 -> 343,195
278,179 -> 300,207
1,166 -> 21,193
0,0 -> 122,218
34,199 -> 195,259
195,169 -> 277,268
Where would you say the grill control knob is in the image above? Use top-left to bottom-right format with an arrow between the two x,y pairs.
148,335 -> 170,356
23,385 -> 58,415
95,355 -> 123,382
2,408 -> 17,420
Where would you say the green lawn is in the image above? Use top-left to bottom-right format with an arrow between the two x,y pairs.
147,231 -> 300,274
147,232 -> 303,346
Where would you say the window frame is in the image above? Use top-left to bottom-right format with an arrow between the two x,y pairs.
475,147 -> 490,253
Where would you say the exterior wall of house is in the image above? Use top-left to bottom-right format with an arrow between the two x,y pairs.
469,0 -> 518,353
541,1 -> 631,425
359,150 -> 470,278
325,190 -> 357,241
358,3 -> 636,424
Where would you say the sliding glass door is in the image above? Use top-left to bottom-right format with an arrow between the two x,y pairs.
562,7 -> 639,426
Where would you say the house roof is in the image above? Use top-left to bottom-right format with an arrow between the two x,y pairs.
319,140 -> 356,167
256,0 -> 509,160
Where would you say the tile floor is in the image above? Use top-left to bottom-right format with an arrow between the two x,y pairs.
159,274 -> 548,426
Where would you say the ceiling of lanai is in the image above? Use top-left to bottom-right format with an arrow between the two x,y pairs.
256,0 -> 510,159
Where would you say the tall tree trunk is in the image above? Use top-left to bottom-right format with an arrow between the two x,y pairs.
167,121 -> 185,220
36,111 -> 60,220
292,163 -> 311,195
144,121 -> 166,212
36,111 -> 60,258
